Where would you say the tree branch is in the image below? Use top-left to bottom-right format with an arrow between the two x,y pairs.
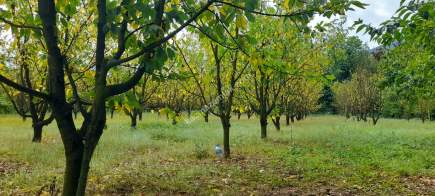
215,1 -> 314,18
105,63 -> 148,97
0,74 -> 53,101
105,0 -> 215,69
0,16 -> 43,31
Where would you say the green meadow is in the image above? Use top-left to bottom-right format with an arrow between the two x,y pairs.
0,114 -> 434,195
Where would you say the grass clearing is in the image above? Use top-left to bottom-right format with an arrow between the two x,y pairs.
0,114 -> 434,195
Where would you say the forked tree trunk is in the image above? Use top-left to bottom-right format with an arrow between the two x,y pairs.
372,117 -> 379,125
272,116 -> 280,131
76,135 -> 101,196
55,114 -> 84,196
63,146 -> 83,196
372,112 -> 380,125
75,100 -> 106,195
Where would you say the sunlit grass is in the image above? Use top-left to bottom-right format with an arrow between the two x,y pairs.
0,114 -> 434,195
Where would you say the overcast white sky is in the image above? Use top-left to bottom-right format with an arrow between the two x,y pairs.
310,0 -> 401,48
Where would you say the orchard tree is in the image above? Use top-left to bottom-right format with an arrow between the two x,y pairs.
175,39 -> 214,122
332,66 -> 383,125
282,78 -> 324,123
0,29 -> 54,142
355,0 -> 434,122
378,43 -> 434,122
108,74 -> 159,127
242,15 -> 329,137
318,20 -> 373,113
0,0 -> 366,194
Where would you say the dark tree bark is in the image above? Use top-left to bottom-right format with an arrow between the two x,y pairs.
110,108 -> 115,119
32,125 -> 43,142
272,116 -> 280,131
221,117 -> 230,158
130,110 -> 138,128
0,0 -> 240,194
187,107 -> 192,118
204,111 -> 209,122
172,116 -> 177,125
260,115 -> 267,138
138,110 -> 143,120
285,114 -> 290,126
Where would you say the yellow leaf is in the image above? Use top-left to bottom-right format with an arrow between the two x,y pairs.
236,15 -> 248,29
40,191 -> 50,196
66,89 -> 73,98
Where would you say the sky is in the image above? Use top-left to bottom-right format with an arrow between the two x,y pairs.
310,0 -> 401,48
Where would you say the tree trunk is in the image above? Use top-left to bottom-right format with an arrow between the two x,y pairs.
32,125 -> 43,143
110,109 -> 114,119
247,112 -> 252,119
372,117 -> 379,125
272,116 -> 280,131
291,115 -> 295,123
296,113 -> 303,121
237,112 -> 241,120
172,116 -> 177,125
49,107 -> 85,196
204,111 -> 209,123
138,110 -> 143,121
372,112 -> 380,125
76,134 -> 101,196
285,114 -> 290,126
63,145 -> 84,196
130,113 -> 137,128
362,113 -> 367,122
75,101 -> 106,196
260,115 -> 267,139
221,117 -> 230,158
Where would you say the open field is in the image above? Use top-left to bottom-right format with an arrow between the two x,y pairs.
0,114 -> 434,195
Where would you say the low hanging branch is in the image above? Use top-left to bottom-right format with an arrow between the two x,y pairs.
0,74 -> 53,101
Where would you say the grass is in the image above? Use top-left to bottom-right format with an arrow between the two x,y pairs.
0,114 -> 434,195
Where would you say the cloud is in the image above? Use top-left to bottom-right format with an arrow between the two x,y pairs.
309,0 -> 401,48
